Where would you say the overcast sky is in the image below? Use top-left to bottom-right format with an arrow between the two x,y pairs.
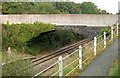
70,0 -> 120,14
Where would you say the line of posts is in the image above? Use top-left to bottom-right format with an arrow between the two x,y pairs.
58,23 -> 119,77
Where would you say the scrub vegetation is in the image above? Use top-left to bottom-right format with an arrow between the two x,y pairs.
2,22 -> 84,55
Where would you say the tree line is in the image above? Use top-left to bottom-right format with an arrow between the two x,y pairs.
2,2 -> 109,14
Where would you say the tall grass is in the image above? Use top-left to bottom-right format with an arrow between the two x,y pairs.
2,51 -> 32,63
107,59 -> 119,77
2,57 -> 33,76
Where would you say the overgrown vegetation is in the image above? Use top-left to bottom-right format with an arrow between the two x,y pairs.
2,2 -> 109,14
96,26 -> 111,38
2,22 -> 56,54
27,30 -> 84,55
2,22 -> 84,55
2,58 -> 33,76
108,59 -> 119,77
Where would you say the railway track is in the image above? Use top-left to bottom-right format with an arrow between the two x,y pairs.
31,39 -> 91,75
30,39 -> 90,67
20,39 -> 90,72
2,39 -> 90,66
2,39 -> 91,75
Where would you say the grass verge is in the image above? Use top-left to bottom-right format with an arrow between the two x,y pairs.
107,59 -> 119,77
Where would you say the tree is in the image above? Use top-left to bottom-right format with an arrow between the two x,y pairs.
100,10 -> 109,14
2,2 -> 25,14
81,2 -> 99,14
37,2 -> 58,14
2,2 -> 108,14
53,2 -> 82,14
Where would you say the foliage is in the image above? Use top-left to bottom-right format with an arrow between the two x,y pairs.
108,59 -> 119,77
81,2 -> 99,14
2,2 -> 109,14
53,2 -> 82,14
2,22 -> 56,53
100,10 -> 109,14
96,27 -> 111,38
2,22 -> 83,55
27,30 -> 84,55
2,58 -> 33,76
2,54 -> 33,76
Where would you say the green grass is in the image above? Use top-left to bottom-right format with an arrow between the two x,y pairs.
108,59 -> 119,77
0,52 -> 1,61
2,51 -> 32,63
2,58 -> 33,76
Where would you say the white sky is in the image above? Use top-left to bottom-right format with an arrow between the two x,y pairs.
70,0 -> 120,14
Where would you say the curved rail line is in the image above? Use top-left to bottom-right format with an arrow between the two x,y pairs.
2,39 -> 89,66
30,39 -> 90,67
2,39 -> 91,74
31,39 -> 91,76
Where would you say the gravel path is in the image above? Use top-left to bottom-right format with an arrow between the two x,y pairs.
79,38 -> 118,76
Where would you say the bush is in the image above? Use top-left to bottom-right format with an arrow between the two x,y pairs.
2,22 -> 56,53
27,30 -> 84,55
96,26 -> 111,38
2,59 -> 33,76
2,22 -> 84,55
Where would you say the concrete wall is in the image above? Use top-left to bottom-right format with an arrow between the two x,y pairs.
0,14 -> 118,26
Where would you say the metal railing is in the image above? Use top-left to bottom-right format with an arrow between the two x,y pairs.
33,23 -> 119,77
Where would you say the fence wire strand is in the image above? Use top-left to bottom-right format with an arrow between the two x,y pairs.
49,70 -> 60,78
83,53 -> 93,63
82,46 -> 94,56
63,49 -> 79,60
63,58 -> 79,70
97,34 -> 104,39
64,64 -> 79,77
83,40 -> 94,48
33,61 -> 59,77
97,40 -> 104,46
97,45 -> 104,52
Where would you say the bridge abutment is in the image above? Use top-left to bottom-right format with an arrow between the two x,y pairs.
53,26 -> 104,40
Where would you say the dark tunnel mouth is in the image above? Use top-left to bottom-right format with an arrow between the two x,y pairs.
27,30 -> 85,46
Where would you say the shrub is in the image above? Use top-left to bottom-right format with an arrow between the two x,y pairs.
96,27 -> 111,38
2,22 -> 56,53
27,30 -> 84,55
2,59 -> 33,76
2,22 -> 84,55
